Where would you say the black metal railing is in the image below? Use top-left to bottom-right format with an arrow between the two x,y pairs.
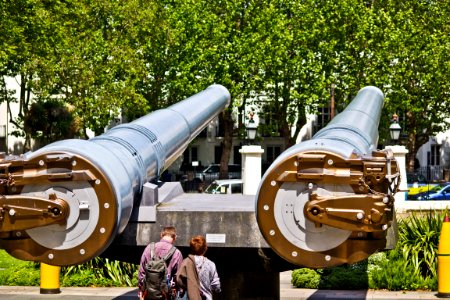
415,166 -> 446,182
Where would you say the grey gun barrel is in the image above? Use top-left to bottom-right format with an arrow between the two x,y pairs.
0,84 -> 230,266
256,86 -> 400,268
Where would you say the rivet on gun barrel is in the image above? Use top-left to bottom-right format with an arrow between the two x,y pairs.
256,86 -> 400,268
0,85 -> 231,266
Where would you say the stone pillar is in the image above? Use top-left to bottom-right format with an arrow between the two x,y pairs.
384,145 -> 408,211
240,145 -> 264,195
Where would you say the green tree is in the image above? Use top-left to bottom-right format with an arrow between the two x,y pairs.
252,0 -> 328,147
23,98 -> 79,145
32,0 -> 155,136
0,0 -> 44,150
156,0 -> 262,177
378,1 -> 450,171
0,0 -> 158,147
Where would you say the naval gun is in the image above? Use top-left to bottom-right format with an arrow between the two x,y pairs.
0,84 -> 231,266
256,86 -> 400,268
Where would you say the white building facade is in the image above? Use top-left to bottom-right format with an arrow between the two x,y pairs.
415,128 -> 450,182
0,76 -> 33,154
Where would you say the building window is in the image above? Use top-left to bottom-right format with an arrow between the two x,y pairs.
313,106 -> 331,134
214,145 -> 222,164
430,145 -> 440,166
181,146 -> 199,171
233,145 -> 242,165
266,146 -> 281,164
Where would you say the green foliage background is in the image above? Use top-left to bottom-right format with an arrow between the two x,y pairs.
1,0 -> 449,167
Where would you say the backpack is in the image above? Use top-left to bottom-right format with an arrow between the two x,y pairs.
144,243 -> 177,300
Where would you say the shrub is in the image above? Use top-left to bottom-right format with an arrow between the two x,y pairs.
61,270 -> 114,287
397,210 -> 445,278
61,257 -> 138,287
0,250 -> 139,287
369,248 -> 437,291
291,261 -> 369,290
291,268 -> 320,288
318,261 -> 369,290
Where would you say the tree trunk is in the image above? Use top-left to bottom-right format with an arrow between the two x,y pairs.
280,122 -> 291,149
219,110 -> 234,179
405,131 -> 416,173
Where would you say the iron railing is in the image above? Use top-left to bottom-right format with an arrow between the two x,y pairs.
415,166 -> 448,183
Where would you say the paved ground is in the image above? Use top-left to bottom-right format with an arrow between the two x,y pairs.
0,271 -> 442,299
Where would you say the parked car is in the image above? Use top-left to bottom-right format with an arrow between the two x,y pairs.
204,179 -> 243,194
419,184 -> 450,200
407,183 -> 441,200
412,184 -> 445,200
194,164 -> 241,183
406,172 -> 435,200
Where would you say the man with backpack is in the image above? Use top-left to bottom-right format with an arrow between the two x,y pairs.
138,226 -> 184,300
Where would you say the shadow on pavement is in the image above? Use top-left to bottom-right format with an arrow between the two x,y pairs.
112,289 -> 139,299
307,289 -> 368,300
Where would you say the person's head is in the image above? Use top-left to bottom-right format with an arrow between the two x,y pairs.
160,226 -> 177,243
190,235 -> 207,256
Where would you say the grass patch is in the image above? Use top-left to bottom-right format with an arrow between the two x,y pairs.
0,250 -> 40,286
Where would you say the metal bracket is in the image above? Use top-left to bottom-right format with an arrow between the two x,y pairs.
0,194 -> 69,232
304,192 -> 394,232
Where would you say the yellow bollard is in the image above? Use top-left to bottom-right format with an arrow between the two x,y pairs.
438,215 -> 450,298
40,262 -> 61,294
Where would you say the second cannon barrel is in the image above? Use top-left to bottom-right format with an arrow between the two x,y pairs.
256,86 -> 400,268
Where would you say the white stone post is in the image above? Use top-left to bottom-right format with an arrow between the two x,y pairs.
239,145 -> 264,195
384,145 -> 409,211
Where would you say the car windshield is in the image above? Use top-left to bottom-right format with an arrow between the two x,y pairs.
440,185 -> 450,193
204,165 -> 220,173
204,183 -> 228,194
431,185 -> 443,192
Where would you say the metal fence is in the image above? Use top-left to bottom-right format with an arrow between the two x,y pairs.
415,166 -> 449,183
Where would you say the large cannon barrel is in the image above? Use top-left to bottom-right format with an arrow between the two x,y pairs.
256,86 -> 400,268
0,84 -> 230,266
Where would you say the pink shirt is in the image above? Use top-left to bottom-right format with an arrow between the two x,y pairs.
138,239 -> 183,291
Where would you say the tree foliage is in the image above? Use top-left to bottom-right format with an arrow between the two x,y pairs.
1,0 -> 449,172
377,1 -> 450,171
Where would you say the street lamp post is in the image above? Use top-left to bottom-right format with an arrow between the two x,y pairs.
385,113 -> 409,210
245,113 -> 257,143
389,114 -> 402,143
240,112 -> 264,195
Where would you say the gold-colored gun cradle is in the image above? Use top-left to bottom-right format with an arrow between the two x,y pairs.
0,153 -> 117,266
257,149 -> 400,268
